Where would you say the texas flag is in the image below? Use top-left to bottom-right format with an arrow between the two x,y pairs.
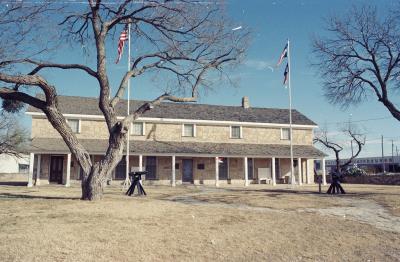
283,63 -> 289,85
277,43 -> 288,66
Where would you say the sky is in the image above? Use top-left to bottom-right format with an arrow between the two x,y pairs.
14,0 -> 400,159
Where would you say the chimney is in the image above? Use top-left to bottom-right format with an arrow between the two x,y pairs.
242,96 -> 250,109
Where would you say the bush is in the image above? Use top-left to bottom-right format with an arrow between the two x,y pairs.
344,164 -> 367,176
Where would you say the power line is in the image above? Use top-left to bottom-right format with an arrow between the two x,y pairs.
322,116 -> 393,126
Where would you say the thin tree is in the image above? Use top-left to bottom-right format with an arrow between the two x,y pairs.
314,125 -> 366,172
0,1 -> 249,200
0,112 -> 28,157
313,5 -> 400,121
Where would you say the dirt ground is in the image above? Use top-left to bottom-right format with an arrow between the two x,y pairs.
0,182 -> 399,262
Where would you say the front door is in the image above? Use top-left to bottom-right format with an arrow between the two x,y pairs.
145,156 -> 157,180
219,158 -> 228,180
248,158 -> 254,180
50,156 -> 64,184
182,159 -> 193,183
115,156 -> 126,180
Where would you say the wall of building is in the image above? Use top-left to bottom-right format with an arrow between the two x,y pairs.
0,154 -> 29,174
31,117 -> 313,145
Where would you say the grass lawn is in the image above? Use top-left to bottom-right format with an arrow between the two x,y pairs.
0,182 -> 399,261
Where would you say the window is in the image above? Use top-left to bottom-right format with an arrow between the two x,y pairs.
230,126 -> 242,139
67,119 -> 80,133
183,124 -> 195,137
197,163 -> 205,170
131,122 -> 145,136
281,128 -> 290,140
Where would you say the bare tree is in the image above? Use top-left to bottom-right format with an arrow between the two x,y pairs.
313,5 -> 400,121
0,1 -> 249,200
314,125 -> 366,172
0,112 -> 28,157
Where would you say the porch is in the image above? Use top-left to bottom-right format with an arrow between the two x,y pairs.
27,153 -> 327,187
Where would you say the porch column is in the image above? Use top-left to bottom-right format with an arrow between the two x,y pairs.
65,153 -> 71,187
322,158 -> 327,185
215,157 -> 219,187
244,157 -> 249,186
27,152 -> 34,187
297,158 -> 302,186
138,155 -> 143,171
171,155 -> 176,187
272,157 -> 276,186
306,159 -> 311,184
35,154 -> 41,186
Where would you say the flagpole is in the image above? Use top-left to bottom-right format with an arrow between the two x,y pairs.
287,39 -> 295,186
125,23 -> 131,186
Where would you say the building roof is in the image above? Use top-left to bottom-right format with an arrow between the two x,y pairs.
29,138 -> 326,158
27,95 -> 317,126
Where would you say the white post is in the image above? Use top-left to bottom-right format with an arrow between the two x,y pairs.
287,39 -> 295,186
272,157 -> 276,186
297,157 -> 302,185
35,154 -> 41,186
27,152 -> 34,187
125,23 -> 132,186
322,158 -> 327,185
306,159 -> 311,184
139,155 -> 143,171
65,153 -> 71,187
171,155 -> 176,187
244,157 -> 249,186
215,157 -> 219,187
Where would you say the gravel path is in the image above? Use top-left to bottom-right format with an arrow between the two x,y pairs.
164,186 -> 400,233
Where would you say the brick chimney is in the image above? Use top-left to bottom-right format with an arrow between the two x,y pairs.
242,96 -> 250,109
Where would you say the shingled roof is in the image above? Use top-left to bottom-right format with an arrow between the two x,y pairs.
27,95 -> 317,126
29,138 -> 326,158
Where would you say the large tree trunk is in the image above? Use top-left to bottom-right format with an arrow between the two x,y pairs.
80,130 -> 126,200
81,164 -> 106,201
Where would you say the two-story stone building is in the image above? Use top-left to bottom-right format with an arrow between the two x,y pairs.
26,95 -> 327,187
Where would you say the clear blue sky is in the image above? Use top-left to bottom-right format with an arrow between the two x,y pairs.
21,0 -> 400,159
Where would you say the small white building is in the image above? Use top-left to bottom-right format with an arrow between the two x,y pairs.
0,154 -> 29,174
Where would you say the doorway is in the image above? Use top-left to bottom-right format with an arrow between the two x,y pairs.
182,159 -> 193,183
50,156 -> 64,184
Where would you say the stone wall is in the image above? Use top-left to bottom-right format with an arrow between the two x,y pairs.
31,117 -> 313,145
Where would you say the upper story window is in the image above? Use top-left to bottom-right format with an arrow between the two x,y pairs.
67,119 -> 81,133
281,128 -> 290,140
230,126 -> 242,139
182,124 -> 195,137
131,122 -> 145,136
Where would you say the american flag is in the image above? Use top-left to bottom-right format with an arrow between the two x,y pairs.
277,43 -> 288,66
283,63 -> 289,85
115,26 -> 129,64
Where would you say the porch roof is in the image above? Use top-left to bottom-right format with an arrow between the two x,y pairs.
29,138 -> 327,158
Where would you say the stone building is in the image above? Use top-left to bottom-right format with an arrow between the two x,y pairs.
26,95 -> 327,187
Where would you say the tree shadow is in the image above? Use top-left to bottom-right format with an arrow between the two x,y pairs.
0,181 -> 28,186
0,192 -> 79,200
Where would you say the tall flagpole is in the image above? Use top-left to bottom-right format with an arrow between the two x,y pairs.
125,23 -> 131,186
287,39 -> 295,186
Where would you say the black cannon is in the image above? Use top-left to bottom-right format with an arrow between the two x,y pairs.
126,171 -> 148,196
327,170 -> 346,194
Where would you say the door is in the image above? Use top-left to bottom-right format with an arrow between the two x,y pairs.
115,156 -> 126,180
182,159 -> 193,183
248,158 -> 254,180
219,157 -> 228,180
50,156 -> 64,184
275,158 -> 280,181
146,156 -> 157,180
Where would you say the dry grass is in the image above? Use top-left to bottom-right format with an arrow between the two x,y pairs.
0,183 -> 399,261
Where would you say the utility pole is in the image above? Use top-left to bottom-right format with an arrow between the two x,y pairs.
392,139 -> 394,172
381,135 -> 385,173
